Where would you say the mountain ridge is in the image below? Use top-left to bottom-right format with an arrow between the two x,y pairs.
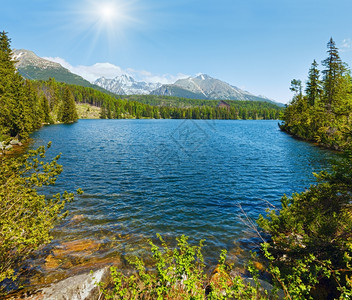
151,74 -> 282,105
13,49 -> 282,106
94,75 -> 162,95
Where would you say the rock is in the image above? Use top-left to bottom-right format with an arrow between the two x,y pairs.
69,214 -> 85,224
39,267 -> 110,300
208,265 -> 233,296
10,139 -> 20,145
44,254 -> 61,270
55,239 -> 101,256
43,239 -> 102,271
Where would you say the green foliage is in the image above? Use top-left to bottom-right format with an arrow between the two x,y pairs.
99,235 -> 272,300
281,38 -> 352,150
0,143 -> 76,293
276,40 -> 352,297
257,152 -> 352,298
59,87 -> 78,123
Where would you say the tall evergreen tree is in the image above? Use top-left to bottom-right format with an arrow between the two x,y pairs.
60,87 -> 78,123
321,38 -> 347,109
305,60 -> 322,106
39,93 -> 52,124
0,31 -> 28,138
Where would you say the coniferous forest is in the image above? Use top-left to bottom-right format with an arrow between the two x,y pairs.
280,38 -> 352,150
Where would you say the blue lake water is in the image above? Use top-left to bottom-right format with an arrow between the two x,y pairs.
30,119 -> 338,264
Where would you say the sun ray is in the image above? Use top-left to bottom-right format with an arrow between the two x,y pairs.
64,0 -> 144,60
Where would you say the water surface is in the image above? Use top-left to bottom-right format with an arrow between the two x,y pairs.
30,119 -> 338,264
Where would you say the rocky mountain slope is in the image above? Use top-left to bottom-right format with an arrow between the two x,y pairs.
94,75 -> 162,95
151,74 -> 276,103
12,49 -> 106,91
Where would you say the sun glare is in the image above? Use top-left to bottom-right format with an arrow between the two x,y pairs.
99,3 -> 116,21
69,0 -> 141,54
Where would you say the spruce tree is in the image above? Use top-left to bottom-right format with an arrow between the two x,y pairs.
40,93 -> 52,124
0,31 -> 29,138
305,60 -> 322,106
321,38 -> 347,109
60,87 -> 78,123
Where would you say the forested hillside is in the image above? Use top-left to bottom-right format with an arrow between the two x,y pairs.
280,38 -> 352,150
60,83 -> 283,120
0,32 -> 78,140
32,80 -> 283,120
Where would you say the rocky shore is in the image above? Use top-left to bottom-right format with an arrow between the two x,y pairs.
0,139 -> 23,154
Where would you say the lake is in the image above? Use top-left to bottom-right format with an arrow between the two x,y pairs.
30,119 -> 338,268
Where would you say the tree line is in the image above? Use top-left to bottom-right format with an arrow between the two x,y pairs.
280,38 -> 352,150
56,83 -> 283,120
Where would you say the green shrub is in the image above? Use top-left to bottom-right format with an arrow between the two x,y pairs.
258,152 -> 352,299
99,234 -> 270,299
0,143 -> 81,293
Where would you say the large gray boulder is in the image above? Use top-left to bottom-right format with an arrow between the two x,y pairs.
38,267 -> 109,300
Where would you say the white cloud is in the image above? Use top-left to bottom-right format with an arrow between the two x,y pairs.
43,56 -> 189,84
341,38 -> 352,52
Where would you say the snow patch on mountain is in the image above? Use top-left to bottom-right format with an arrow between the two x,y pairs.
94,75 -> 162,95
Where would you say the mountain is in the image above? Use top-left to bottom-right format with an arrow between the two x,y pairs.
149,84 -> 208,99
94,75 -> 162,95
151,74 -> 279,104
12,49 -> 282,105
12,49 -> 107,91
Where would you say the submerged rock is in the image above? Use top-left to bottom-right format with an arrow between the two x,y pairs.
69,215 -> 85,224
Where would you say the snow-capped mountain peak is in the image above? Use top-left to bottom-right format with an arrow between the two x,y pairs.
94,74 -> 162,95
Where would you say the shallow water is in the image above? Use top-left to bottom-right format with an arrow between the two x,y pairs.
30,119 -> 338,267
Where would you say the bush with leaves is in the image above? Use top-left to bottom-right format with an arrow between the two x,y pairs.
99,234 -> 271,300
0,143 -> 81,294
257,151 -> 352,299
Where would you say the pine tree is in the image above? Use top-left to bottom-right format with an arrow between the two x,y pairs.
305,60 -> 322,106
60,87 -> 78,123
39,93 -> 52,124
321,38 -> 347,109
0,31 -> 30,138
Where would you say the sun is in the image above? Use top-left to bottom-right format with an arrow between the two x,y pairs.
68,0 -> 141,53
98,3 -> 117,22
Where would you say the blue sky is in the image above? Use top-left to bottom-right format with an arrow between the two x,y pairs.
2,0 -> 352,103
